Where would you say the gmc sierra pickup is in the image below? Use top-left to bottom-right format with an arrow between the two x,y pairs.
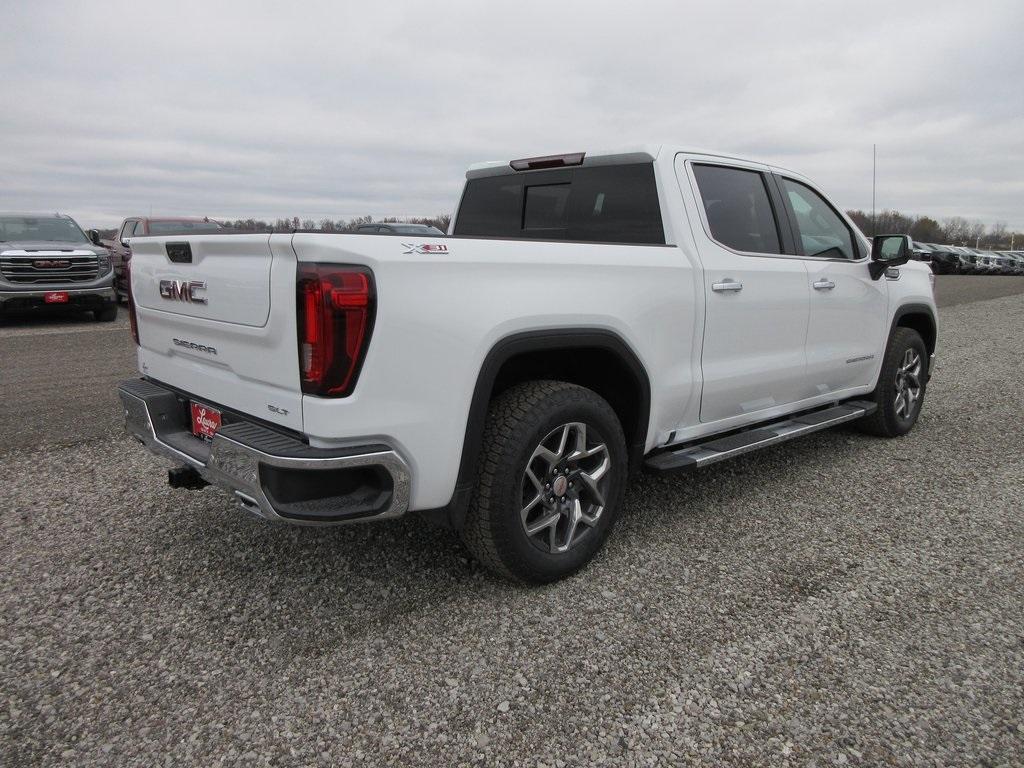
118,146 -> 937,583
1,212 -> 117,321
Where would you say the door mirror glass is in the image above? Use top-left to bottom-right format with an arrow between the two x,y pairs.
87,228 -> 102,246
869,234 -> 911,279
871,234 -> 911,263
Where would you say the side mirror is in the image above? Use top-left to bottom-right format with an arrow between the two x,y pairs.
869,234 -> 912,279
120,239 -> 130,248
88,229 -> 102,246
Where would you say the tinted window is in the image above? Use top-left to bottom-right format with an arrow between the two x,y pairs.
781,179 -> 856,260
523,183 -> 570,231
692,164 -> 781,254
455,177 -> 525,238
453,163 -> 664,244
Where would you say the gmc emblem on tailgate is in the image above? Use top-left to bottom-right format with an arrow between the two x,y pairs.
159,279 -> 208,304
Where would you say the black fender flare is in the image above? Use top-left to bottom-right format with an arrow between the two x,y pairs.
419,327 -> 651,530
887,302 -> 937,379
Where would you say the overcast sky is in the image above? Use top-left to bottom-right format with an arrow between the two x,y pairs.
2,0 -> 1022,230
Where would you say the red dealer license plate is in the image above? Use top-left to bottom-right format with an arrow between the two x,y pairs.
190,402 -> 222,440
43,291 -> 69,303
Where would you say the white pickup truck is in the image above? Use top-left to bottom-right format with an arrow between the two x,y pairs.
118,146 -> 937,582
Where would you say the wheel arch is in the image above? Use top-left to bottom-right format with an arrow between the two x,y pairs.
892,303 -> 937,358
420,328 -> 651,530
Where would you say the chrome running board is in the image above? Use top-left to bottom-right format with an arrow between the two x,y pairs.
644,400 -> 877,475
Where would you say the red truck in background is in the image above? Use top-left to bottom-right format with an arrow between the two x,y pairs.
105,217 -> 223,302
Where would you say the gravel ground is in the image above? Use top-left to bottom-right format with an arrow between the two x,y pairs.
2,286 -> 1023,766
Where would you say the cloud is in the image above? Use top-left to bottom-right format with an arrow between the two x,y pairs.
1,0 -> 1021,229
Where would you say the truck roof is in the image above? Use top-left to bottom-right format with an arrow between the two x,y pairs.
465,145 -> 802,180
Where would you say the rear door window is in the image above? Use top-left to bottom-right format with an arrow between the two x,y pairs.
692,164 -> 782,254
454,163 -> 664,244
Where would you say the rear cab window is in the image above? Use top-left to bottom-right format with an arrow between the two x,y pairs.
453,163 -> 665,244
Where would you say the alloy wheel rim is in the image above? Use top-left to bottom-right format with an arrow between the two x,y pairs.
520,422 -> 610,554
894,348 -> 922,420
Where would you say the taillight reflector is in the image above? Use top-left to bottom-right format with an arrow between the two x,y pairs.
296,264 -> 375,397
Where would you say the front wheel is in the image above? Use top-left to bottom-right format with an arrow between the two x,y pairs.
460,380 -> 628,583
857,327 -> 928,437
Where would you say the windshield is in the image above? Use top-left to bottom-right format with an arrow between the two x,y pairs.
0,215 -> 89,243
148,220 -> 223,235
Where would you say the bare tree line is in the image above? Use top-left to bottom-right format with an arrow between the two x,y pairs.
846,209 -> 1022,249
219,214 -> 453,234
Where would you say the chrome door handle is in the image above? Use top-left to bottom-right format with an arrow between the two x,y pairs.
711,280 -> 743,293
812,279 -> 836,290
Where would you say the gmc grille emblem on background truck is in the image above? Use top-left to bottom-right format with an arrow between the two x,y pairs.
159,279 -> 208,304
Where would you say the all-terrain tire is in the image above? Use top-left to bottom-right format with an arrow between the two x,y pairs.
857,327 -> 928,437
460,380 -> 628,584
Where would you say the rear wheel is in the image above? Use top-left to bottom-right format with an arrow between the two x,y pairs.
857,327 -> 928,437
461,380 -> 628,583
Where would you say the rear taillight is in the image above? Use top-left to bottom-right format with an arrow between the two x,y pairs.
296,264 -> 375,397
126,258 -> 139,346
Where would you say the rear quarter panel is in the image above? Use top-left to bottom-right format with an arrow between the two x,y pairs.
292,232 -> 701,510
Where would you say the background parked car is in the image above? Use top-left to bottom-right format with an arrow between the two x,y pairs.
989,251 -> 1014,274
0,212 -> 117,321
909,241 -> 933,266
954,246 -> 984,274
971,249 -> 1000,273
105,217 -> 223,301
354,222 -> 446,236
916,242 -> 961,274
997,252 -> 1023,274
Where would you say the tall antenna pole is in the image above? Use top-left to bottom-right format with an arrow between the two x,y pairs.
871,144 -> 877,236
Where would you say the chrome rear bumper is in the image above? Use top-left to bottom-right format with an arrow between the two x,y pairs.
118,378 -> 411,525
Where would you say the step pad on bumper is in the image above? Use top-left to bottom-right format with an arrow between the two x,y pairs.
117,378 -> 411,524
644,401 -> 877,475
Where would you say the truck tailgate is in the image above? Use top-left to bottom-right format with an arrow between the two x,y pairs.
129,234 -> 304,431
